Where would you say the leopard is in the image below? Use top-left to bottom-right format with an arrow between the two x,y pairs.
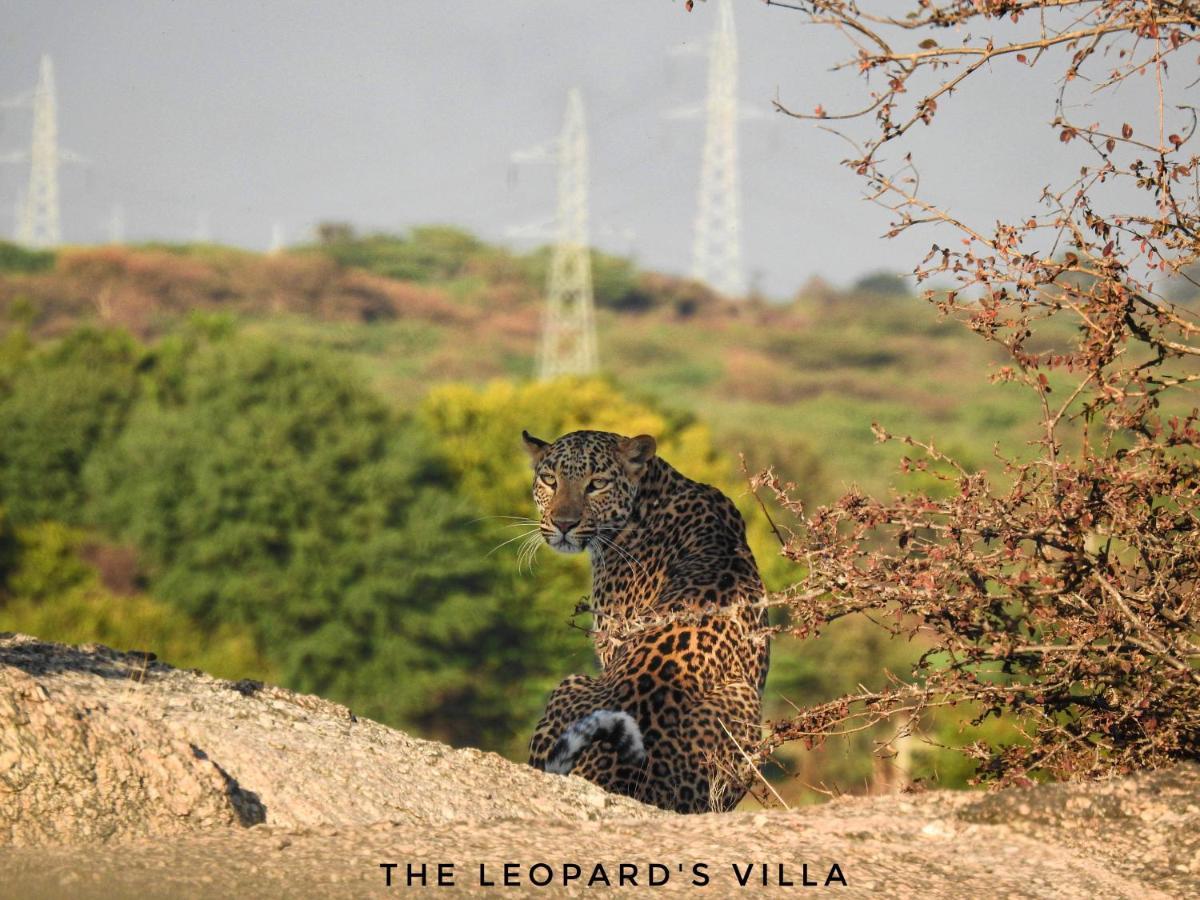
522,428 -> 770,813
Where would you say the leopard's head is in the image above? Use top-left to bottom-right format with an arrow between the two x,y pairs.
521,429 -> 657,553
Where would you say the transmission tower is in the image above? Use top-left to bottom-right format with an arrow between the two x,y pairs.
107,203 -> 125,244
17,55 -> 62,248
539,88 -> 597,380
194,212 -> 211,243
691,0 -> 744,298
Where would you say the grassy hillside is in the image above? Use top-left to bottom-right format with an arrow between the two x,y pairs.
0,229 -> 1091,801
0,231 -> 1046,500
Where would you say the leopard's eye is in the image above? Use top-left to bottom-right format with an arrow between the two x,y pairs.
539,473 -> 557,490
587,478 -> 611,494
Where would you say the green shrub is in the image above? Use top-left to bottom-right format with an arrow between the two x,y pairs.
84,334 -> 561,747
0,518 -> 271,681
0,329 -> 142,525
311,225 -> 488,283
0,241 -> 55,274
852,270 -> 911,298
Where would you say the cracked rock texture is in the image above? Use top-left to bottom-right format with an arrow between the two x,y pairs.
2,633 -> 1199,898
0,633 -> 653,848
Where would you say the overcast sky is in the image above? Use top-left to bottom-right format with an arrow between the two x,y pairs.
0,1 -> 1170,297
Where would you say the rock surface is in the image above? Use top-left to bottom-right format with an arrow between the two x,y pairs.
2,633 -> 1198,898
0,633 -> 653,847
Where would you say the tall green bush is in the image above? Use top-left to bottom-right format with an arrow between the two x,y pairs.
0,241 -> 55,274
0,329 -> 141,525
0,518 -> 271,681
312,225 -> 488,283
83,334 -> 560,746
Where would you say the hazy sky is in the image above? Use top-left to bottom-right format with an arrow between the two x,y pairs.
0,1 -> 1168,296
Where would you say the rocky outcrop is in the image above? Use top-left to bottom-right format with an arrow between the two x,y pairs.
1,633 -> 1198,899
0,633 -> 654,848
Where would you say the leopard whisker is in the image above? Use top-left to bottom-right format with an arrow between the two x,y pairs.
470,514 -> 541,526
518,532 -> 544,574
486,528 -> 541,558
594,534 -> 650,582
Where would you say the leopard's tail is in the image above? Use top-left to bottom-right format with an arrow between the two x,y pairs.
545,710 -> 645,775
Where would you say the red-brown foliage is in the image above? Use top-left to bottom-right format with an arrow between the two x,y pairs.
755,0 -> 1200,783
77,541 -> 142,598
0,247 -> 468,338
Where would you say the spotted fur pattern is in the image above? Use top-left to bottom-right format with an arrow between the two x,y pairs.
523,429 -> 769,813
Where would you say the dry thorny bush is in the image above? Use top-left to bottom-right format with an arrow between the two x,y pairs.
733,0 -> 1200,785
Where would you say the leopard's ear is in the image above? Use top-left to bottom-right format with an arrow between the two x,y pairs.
618,434 -> 657,470
522,429 -> 550,466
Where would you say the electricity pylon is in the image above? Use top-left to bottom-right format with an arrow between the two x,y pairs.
270,221 -> 285,254
691,0 -> 744,298
18,55 -> 62,248
107,203 -> 125,244
539,88 -> 597,380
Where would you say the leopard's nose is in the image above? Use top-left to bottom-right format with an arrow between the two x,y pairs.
552,515 -> 580,534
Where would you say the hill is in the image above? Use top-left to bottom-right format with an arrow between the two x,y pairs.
0,233 -> 1048,503
0,229 -> 1163,800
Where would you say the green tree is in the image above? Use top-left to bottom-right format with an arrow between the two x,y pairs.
851,271 -> 910,298
0,518 -> 271,681
421,377 -> 731,517
84,333 -> 552,747
312,226 -> 488,283
0,328 -> 142,525
521,248 -> 654,312
0,241 -> 55,274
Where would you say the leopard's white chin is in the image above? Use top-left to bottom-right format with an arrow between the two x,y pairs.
547,535 -> 586,554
